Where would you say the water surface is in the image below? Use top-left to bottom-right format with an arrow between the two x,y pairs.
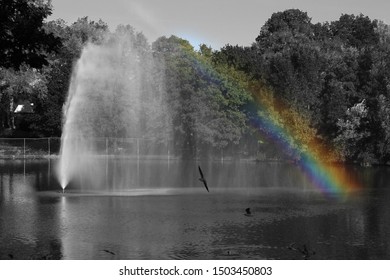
0,159 -> 389,259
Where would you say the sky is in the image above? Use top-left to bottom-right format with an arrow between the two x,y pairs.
48,0 -> 390,50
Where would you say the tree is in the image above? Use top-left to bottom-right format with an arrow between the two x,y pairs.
376,95 -> 390,162
154,36 -> 204,157
335,99 -> 372,162
66,17 -> 108,55
256,9 -> 314,47
0,65 -> 48,133
318,46 -> 360,139
34,17 -> 110,136
153,36 -> 251,158
255,9 -> 324,127
212,44 -> 259,76
330,14 -> 379,49
0,0 -> 61,69
0,0 -> 61,135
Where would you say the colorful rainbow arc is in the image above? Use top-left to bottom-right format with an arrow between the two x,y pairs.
179,42 -> 361,198
248,93 -> 361,199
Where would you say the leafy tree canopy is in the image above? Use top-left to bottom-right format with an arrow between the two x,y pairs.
0,0 -> 61,69
330,14 -> 379,49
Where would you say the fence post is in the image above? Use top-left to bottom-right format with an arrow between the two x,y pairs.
137,138 -> 140,161
48,137 -> 51,157
105,137 -> 108,184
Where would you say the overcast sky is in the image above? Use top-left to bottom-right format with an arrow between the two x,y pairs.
48,0 -> 390,50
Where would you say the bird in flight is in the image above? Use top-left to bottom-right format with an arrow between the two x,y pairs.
102,249 -> 116,256
198,165 -> 209,192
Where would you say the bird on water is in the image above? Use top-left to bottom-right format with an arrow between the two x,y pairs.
288,243 -> 315,259
244,208 -> 252,216
198,165 -> 209,192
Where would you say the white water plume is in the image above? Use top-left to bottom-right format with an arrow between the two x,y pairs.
57,30 -> 170,191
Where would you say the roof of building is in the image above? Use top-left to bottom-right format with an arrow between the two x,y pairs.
14,102 -> 34,114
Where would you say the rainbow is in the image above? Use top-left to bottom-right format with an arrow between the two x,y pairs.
248,89 -> 361,199
177,40 -> 361,198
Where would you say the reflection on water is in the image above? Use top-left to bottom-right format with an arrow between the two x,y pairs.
1,159 -> 390,259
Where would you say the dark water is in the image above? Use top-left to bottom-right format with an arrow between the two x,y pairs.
1,158 -> 390,260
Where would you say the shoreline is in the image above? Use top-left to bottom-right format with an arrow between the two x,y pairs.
0,154 -> 385,167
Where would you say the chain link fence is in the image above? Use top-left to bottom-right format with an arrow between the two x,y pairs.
0,137 -> 258,160
65,137 -> 172,159
0,138 -> 61,159
0,137 -> 172,159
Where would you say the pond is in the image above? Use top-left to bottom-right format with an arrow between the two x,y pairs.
0,158 -> 389,259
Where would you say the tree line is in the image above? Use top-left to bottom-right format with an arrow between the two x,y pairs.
1,1 -> 390,164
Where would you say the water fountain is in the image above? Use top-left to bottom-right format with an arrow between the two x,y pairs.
57,30 -> 170,192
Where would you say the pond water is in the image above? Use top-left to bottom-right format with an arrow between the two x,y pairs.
0,158 -> 390,260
